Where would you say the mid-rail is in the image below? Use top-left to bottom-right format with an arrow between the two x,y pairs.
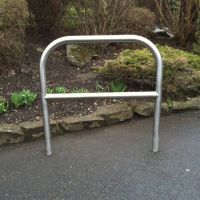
40,35 -> 163,156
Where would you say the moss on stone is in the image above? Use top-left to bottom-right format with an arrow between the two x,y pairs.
67,44 -> 95,67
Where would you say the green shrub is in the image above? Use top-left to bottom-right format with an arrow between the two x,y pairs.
110,81 -> 127,92
62,5 -> 79,34
97,45 -> 200,99
0,0 -> 28,75
47,86 -> 68,93
72,87 -> 89,93
0,101 -> 9,114
11,90 -> 37,108
55,86 -> 68,93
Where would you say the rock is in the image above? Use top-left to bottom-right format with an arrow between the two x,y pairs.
0,124 -> 24,147
2,96 -> 200,148
20,119 -> 63,140
135,102 -> 154,117
62,103 -> 134,131
93,103 -> 134,125
61,115 -> 105,132
76,72 -> 98,82
135,101 -> 170,117
161,103 -> 170,115
172,97 -> 200,111
127,100 -> 138,110
66,44 -> 94,67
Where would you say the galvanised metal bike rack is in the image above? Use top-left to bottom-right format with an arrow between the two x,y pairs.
40,35 -> 163,156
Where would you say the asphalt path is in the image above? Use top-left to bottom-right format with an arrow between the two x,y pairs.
0,111 -> 200,200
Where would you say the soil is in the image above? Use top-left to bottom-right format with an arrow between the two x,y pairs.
0,43 -> 131,125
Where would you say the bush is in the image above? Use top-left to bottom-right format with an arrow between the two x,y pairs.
65,2 -> 155,36
26,0 -> 68,36
65,0 -> 133,35
0,0 -> 28,75
97,45 -> 200,99
135,0 -> 155,10
126,7 -> 156,35
153,0 -> 200,46
193,13 -> 200,54
0,0 -> 27,31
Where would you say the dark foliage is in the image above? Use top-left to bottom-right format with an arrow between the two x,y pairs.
26,0 -> 69,36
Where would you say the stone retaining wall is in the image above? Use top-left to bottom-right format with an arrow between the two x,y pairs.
1,97 -> 200,148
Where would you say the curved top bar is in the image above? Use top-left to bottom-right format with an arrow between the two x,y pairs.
40,35 -> 162,66
40,35 -> 163,97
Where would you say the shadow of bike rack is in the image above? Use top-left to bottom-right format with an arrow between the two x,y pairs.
40,35 -> 163,156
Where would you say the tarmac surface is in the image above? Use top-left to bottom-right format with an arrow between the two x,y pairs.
0,111 -> 200,200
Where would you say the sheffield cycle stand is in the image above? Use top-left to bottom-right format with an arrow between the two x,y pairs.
40,35 -> 163,156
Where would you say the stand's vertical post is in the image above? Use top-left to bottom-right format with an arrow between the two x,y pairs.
153,97 -> 161,152
42,98 -> 52,155
40,49 -> 52,156
153,52 -> 163,152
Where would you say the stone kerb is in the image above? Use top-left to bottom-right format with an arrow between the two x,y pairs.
0,97 -> 200,148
